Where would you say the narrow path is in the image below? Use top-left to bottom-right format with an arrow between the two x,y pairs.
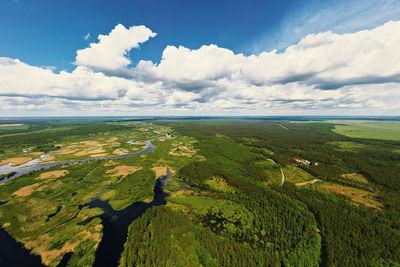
280,168 -> 285,186
277,123 -> 289,130
295,179 -> 321,187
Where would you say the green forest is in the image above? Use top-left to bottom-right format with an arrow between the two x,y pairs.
0,119 -> 399,266
120,120 -> 400,266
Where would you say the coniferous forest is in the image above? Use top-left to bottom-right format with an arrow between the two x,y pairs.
119,120 -> 400,266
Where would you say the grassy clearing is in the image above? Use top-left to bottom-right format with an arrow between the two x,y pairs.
151,166 -> 170,177
255,159 -> 281,184
168,139 -> 198,157
205,176 -> 235,192
340,173 -> 369,185
333,121 -> 400,141
329,172 -> 375,190
37,170 -> 69,180
282,165 -> 314,184
328,141 -> 367,151
106,166 -> 141,177
319,182 -> 382,209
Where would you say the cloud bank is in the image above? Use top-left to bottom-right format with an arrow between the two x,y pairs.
1,21 -> 400,116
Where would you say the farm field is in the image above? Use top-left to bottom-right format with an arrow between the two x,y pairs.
332,121 -> 400,141
0,124 -> 28,130
0,118 -> 399,266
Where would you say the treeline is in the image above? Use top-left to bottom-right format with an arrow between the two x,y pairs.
0,122 -> 129,150
0,118 -> 108,137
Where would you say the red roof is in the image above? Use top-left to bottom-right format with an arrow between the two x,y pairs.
293,158 -> 301,161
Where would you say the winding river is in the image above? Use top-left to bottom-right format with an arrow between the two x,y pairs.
0,132 -> 172,266
0,138 -> 163,184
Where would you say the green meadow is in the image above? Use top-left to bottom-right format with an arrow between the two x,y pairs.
332,121 -> 400,141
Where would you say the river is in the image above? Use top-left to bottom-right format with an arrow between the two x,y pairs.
0,132 -> 172,266
0,140 -> 157,184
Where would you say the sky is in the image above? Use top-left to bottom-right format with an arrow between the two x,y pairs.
1,0 -> 400,116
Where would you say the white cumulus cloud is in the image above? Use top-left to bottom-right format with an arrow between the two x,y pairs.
75,24 -> 157,72
1,20 -> 400,116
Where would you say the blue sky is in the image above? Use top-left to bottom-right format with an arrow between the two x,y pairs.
1,0 -> 295,70
1,0 -> 400,116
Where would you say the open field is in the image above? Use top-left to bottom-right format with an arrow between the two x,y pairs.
327,141 -> 367,151
332,121 -> 400,141
282,165 -> 314,184
255,159 -> 281,184
319,182 -> 382,209
0,124 -> 28,130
